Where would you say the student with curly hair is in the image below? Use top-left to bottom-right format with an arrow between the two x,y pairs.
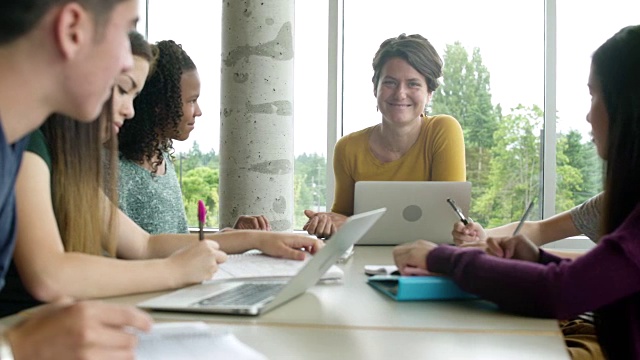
118,40 -> 271,233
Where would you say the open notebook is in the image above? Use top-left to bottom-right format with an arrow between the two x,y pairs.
211,250 -> 343,282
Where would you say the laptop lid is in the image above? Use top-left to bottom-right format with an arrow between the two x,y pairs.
354,181 -> 471,245
137,208 -> 386,316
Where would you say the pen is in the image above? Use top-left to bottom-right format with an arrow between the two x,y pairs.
512,199 -> 535,236
197,200 -> 206,241
446,198 -> 468,225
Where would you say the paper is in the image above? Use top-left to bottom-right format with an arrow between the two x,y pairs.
136,322 -> 267,360
211,250 -> 343,282
364,265 -> 398,276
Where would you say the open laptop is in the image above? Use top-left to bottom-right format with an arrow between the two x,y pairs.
137,208 -> 386,316
354,181 -> 471,245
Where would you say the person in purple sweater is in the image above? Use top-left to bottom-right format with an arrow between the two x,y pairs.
393,24 -> 640,360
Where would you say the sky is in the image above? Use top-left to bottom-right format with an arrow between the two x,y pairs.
139,0 -> 640,157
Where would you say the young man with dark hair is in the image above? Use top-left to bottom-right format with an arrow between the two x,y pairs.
0,1 -> 153,358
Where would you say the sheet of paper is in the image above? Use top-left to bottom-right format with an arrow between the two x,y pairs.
210,251 -> 343,281
136,322 -> 266,360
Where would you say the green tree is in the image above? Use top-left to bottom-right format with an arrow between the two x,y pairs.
431,42 -> 500,214
181,166 -> 220,227
474,105 -> 541,227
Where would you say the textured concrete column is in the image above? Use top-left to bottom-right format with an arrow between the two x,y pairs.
219,0 -> 294,231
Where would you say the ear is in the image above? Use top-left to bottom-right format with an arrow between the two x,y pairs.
426,91 -> 433,104
54,3 -> 91,60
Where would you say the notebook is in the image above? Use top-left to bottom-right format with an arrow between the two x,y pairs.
354,181 -> 471,245
137,208 -> 386,316
368,274 -> 476,301
211,251 -> 343,282
136,322 -> 266,360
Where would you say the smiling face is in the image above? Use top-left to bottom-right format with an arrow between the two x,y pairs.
172,69 -> 202,141
586,63 -> 609,159
375,57 -> 432,126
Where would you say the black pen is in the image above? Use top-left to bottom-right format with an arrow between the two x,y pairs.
446,198 -> 468,225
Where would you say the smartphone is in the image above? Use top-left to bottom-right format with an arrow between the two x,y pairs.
446,198 -> 469,225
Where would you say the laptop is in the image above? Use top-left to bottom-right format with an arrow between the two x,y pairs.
137,208 -> 386,316
354,181 -> 471,245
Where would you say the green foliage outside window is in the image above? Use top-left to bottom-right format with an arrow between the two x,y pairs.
175,42 -> 602,230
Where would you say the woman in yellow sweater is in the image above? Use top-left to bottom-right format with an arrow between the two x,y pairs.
304,34 -> 466,238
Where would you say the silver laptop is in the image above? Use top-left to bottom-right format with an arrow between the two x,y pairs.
137,208 -> 386,316
354,181 -> 471,245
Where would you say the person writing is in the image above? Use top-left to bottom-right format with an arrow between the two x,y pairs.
393,24 -> 640,359
304,33 -> 466,238
1,35 -> 323,317
453,192 -> 602,259
0,0 -> 153,358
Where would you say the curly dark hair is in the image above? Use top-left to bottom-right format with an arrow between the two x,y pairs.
118,40 -> 196,173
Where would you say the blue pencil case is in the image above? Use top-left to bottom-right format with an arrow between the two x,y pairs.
367,275 -> 476,301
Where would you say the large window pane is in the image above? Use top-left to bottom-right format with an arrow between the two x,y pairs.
555,1 -> 639,212
293,3 -> 329,229
343,0 -> 543,227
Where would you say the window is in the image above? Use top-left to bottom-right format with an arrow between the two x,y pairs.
138,0 -> 635,231
140,1 -> 328,229
555,0 -> 640,212
343,0 -> 543,227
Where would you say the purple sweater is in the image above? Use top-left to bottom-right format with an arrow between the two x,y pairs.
428,204 -> 640,359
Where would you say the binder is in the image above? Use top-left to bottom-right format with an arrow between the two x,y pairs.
367,275 -> 476,301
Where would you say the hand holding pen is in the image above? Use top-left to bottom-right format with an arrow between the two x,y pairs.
198,200 -> 206,241
484,199 -> 539,261
447,198 -> 486,245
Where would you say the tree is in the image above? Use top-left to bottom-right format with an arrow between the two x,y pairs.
181,166 -> 220,227
474,105 -> 541,227
431,42 -> 500,218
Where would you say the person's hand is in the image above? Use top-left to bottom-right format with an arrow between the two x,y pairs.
7,301 -> 153,360
257,233 -> 325,261
485,234 -> 540,262
233,215 -> 271,231
167,240 -> 228,286
393,240 -> 439,275
452,220 -> 486,245
303,210 -> 348,238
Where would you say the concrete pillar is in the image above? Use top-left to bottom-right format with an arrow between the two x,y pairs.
219,0 -> 294,231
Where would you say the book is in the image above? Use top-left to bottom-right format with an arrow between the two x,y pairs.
367,274 -> 476,301
136,322 -> 266,360
209,250 -> 344,282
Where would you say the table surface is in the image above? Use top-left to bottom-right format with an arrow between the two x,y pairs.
100,246 -> 569,359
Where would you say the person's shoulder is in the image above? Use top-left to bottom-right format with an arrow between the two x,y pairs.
335,125 -> 375,150
26,129 -> 51,164
425,114 -> 461,127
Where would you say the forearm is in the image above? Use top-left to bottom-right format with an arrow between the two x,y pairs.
143,233 -> 199,259
428,242 -> 640,318
20,253 -> 181,301
485,221 -> 546,245
205,231 -> 259,254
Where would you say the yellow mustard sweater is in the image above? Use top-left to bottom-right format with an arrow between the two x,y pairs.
331,115 -> 466,215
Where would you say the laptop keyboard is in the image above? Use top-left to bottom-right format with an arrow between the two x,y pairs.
194,283 -> 285,307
